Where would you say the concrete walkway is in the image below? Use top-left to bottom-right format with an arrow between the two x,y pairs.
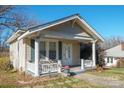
74,73 -> 124,88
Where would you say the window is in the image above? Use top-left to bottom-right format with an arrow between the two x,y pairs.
107,57 -> 113,63
31,39 -> 35,62
49,42 -> 56,59
58,41 -> 62,60
110,57 -> 113,63
107,57 -> 109,63
67,46 -> 71,58
39,41 -> 46,59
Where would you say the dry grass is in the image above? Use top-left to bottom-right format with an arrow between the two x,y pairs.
0,56 -> 13,71
87,68 -> 124,81
0,70 -> 106,88
0,56 -> 106,88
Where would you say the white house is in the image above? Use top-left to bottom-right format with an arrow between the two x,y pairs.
7,14 -> 104,76
105,43 -> 124,67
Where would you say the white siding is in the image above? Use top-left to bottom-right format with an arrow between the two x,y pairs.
40,21 -> 92,39
10,40 -> 19,70
105,57 -> 118,67
26,39 -> 35,74
18,39 -> 26,71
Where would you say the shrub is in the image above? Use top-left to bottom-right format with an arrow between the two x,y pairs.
96,44 -> 106,67
116,59 -> 124,68
0,56 -> 13,71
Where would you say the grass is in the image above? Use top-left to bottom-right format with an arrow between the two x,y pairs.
0,70 -> 106,88
87,68 -> 124,81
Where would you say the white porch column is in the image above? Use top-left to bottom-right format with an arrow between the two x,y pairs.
35,40 -> 39,76
58,60 -> 62,73
92,41 -> 96,67
81,59 -> 84,70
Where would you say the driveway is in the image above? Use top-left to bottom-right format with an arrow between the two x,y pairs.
74,73 -> 124,88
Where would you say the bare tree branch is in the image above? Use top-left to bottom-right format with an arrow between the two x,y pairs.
101,36 -> 124,49
0,6 -> 40,53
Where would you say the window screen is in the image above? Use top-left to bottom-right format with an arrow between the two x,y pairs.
58,41 -> 62,60
31,39 -> 35,62
49,42 -> 56,59
39,41 -> 46,59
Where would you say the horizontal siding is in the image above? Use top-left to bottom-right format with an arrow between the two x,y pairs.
18,39 -> 26,71
10,41 -> 19,70
41,21 -> 92,38
72,42 -> 80,65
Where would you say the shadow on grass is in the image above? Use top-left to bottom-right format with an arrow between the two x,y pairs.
70,71 -> 84,76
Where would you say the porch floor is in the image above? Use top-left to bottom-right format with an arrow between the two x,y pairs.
62,66 -> 96,76
70,66 -> 83,72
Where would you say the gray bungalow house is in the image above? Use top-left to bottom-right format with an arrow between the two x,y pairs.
7,14 -> 104,76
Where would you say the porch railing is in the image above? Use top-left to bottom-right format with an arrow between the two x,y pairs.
39,60 -> 61,75
84,60 -> 93,68
81,59 -> 93,69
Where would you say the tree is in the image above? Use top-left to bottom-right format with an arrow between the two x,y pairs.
96,43 -> 106,67
100,36 -> 124,50
0,6 -> 39,52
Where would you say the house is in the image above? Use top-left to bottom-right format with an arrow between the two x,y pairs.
7,14 -> 104,76
105,43 -> 124,67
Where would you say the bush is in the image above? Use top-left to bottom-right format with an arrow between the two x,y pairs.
0,57 -> 13,71
116,59 -> 124,68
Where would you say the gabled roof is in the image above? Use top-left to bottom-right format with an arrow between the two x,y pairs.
105,44 -> 124,58
7,14 -> 104,43
6,30 -> 26,43
29,14 -> 80,32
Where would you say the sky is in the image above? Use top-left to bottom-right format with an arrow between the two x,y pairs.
15,5 -> 124,38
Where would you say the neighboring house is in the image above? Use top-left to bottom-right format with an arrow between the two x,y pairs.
105,43 -> 124,67
7,14 -> 104,76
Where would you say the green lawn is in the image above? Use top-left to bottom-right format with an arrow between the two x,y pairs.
87,68 -> 124,80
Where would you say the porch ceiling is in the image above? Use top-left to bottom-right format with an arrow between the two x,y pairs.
43,34 -> 93,41
26,31 -> 93,43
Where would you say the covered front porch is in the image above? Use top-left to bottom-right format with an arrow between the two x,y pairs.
26,36 -> 96,76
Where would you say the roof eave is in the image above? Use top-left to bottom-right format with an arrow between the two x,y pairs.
6,30 -> 26,44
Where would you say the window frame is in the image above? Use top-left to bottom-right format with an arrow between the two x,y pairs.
39,39 -> 58,61
30,39 -> 35,63
49,42 -> 57,60
107,57 -> 113,63
110,57 -> 113,63
39,41 -> 46,60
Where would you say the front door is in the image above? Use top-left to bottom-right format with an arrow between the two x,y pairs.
62,43 -> 72,66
